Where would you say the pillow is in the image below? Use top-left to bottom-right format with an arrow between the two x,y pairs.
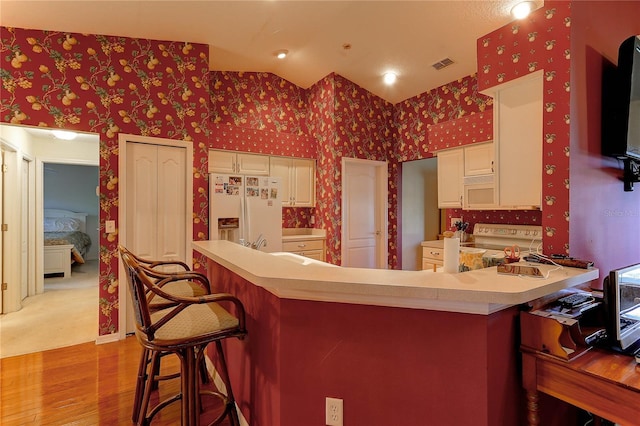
44,217 -> 82,232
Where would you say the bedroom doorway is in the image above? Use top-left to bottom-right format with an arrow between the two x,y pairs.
0,124 -> 100,357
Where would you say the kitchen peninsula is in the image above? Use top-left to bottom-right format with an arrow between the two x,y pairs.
193,240 -> 598,426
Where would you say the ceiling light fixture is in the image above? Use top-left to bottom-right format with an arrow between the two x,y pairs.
383,72 -> 397,85
51,130 -> 78,140
274,49 -> 288,59
511,1 -> 533,20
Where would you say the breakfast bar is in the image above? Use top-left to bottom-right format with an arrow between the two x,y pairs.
193,240 -> 599,426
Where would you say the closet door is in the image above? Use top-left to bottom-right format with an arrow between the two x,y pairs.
156,145 -> 186,262
126,143 -> 158,259
125,143 -> 186,262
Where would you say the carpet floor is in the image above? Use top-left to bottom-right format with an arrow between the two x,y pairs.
0,260 -> 98,359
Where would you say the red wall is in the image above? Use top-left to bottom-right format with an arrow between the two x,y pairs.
568,0 -> 640,286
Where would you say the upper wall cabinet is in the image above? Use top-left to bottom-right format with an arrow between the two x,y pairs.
437,148 -> 464,208
437,142 -> 495,209
270,157 -> 316,207
464,142 -> 494,176
208,150 -> 270,175
484,71 -> 543,209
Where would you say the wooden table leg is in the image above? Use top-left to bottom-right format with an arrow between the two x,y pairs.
526,390 -> 540,426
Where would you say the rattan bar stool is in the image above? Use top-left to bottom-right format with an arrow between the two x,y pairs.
119,245 -> 213,422
120,249 -> 246,425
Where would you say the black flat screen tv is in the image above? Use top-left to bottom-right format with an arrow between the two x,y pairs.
603,35 -> 640,161
603,263 -> 640,355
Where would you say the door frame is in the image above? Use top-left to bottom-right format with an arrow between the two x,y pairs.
117,133 -> 194,339
340,157 -> 388,268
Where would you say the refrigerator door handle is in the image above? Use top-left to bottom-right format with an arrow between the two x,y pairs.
244,190 -> 253,245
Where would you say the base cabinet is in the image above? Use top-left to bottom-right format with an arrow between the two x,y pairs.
282,238 -> 325,261
421,244 -> 444,271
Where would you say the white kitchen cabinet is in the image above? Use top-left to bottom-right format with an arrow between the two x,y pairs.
464,142 -> 494,176
282,238 -> 325,261
437,148 -> 464,208
421,242 -> 444,271
208,149 -> 270,175
484,71 -> 543,209
462,142 -> 496,210
270,157 -> 316,207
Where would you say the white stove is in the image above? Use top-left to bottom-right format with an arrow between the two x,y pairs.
469,223 -> 543,256
454,223 -> 543,269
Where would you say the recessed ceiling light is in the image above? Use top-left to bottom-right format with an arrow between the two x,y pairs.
275,49 -> 289,59
51,130 -> 78,140
511,1 -> 533,19
383,72 -> 397,85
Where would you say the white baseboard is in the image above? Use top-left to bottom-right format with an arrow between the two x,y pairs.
95,332 -> 120,345
204,355 -> 249,426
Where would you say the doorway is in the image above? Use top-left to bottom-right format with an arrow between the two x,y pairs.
0,124 -> 99,357
401,158 -> 439,270
341,157 -> 388,268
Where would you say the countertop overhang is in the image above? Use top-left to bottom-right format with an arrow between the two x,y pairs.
193,240 -> 599,315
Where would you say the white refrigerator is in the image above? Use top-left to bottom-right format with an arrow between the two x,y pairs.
209,174 -> 283,252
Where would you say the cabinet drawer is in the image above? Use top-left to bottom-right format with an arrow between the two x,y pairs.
421,259 -> 443,271
422,246 -> 444,262
296,250 -> 324,261
282,239 -> 324,252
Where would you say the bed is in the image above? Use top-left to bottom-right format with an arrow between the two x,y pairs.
43,209 -> 92,278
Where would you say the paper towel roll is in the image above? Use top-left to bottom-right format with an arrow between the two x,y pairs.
443,237 -> 460,273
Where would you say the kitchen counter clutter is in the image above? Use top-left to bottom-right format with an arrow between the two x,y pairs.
194,240 -> 598,315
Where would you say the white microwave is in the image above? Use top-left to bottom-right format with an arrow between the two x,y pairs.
463,174 -> 496,210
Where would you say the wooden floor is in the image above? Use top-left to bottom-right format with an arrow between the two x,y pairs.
0,336 -> 230,425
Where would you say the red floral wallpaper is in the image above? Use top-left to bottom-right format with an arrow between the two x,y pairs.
0,27 -> 211,334
394,74 -> 493,162
307,74 -> 396,266
427,112 -> 493,151
477,0 -> 571,254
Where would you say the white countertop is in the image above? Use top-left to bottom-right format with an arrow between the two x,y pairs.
282,228 -> 326,241
193,240 -> 599,315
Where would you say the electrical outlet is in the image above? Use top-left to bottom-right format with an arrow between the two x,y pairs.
450,217 -> 462,228
325,397 -> 343,426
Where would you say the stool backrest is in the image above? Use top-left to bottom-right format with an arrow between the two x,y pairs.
120,247 -> 154,337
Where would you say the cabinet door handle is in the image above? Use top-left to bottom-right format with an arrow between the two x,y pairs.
298,243 -> 306,248
460,195 -> 463,207
430,251 -> 440,256
491,160 -> 494,173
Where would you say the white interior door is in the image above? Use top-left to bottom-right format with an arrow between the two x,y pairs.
120,136 -> 191,336
341,158 -> 388,268
156,145 -> 186,262
126,142 -> 159,259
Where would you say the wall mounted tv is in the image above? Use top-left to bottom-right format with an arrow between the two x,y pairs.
602,35 -> 640,191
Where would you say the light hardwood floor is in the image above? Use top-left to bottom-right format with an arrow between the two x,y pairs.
0,337 -> 231,425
